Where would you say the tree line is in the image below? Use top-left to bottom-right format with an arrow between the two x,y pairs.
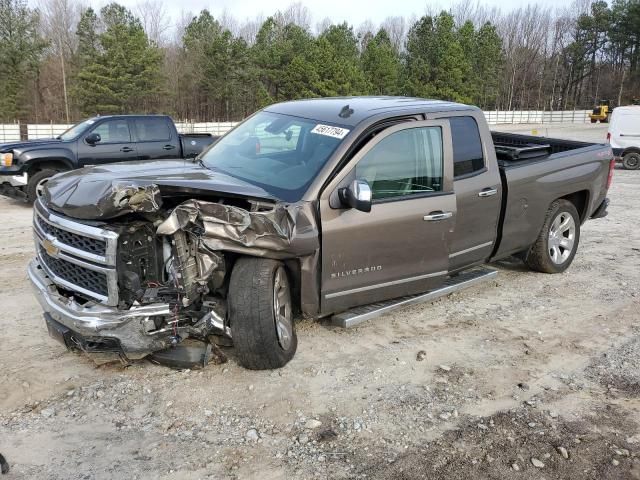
0,0 -> 638,123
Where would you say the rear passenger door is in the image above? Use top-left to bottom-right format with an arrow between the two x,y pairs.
319,121 -> 455,314
77,119 -> 137,167
133,117 -> 179,160
444,115 -> 502,271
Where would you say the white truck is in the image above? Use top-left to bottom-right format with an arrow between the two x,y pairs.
608,105 -> 640,170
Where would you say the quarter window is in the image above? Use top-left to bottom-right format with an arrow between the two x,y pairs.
134,117 -> 171,142
356,127 -> 443,200
450,116 -> 484,177
90,120 -> 131,143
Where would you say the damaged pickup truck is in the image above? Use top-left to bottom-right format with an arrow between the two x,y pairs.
28,97 -> 614,370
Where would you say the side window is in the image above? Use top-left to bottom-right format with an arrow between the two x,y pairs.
355,127 -> 443,201
450,116 -> 484,177
134,117 -> 172,142
90,120 -> 131,143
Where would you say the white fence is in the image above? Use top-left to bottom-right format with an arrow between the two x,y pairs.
0,111 -> 593,142
27,123 -> 74,139
483,110 -> 591,125
0,124 -> 20,142
175,121 -> 238,136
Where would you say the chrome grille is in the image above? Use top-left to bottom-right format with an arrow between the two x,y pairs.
38,246 -> 109,297
35,215 -> 107,256
33,200 -> 119,305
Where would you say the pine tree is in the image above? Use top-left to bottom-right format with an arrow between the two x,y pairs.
0,0 -> 46,121
361,29 -> 401,95
405,12 -> 472,103
73,3 -> 162,116
313,23 -> 368,96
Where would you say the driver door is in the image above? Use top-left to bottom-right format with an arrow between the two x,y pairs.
319,120 -> 455,314
77,119 -> 138,167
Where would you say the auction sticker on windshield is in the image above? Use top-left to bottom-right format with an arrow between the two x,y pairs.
311,124 -> 350,139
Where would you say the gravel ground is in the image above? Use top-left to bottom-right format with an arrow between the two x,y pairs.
1,123 -> 639,479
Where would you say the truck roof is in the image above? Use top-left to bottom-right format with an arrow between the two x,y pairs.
265,96 -> 478,127
87,114 -> 170,121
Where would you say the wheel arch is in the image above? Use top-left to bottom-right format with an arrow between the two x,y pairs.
227,254 -> 303,316
621,147 -> 640,158
559,190 -> 590,223
26,158 -> 73,175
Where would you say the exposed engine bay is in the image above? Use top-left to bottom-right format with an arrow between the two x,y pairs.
96,194 -> 285,349
32,173 -> 320,367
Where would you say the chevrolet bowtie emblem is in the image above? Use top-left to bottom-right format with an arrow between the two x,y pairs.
42,238 -> 60,258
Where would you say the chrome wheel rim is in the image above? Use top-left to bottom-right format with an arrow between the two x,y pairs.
548,212 -> 576,264
273,267 -> 293,350
36,177 -> 49,197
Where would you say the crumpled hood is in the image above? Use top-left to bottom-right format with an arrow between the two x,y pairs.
42,159 -> 276,220
0,138 -> 62,152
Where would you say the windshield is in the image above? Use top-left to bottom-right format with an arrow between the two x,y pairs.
58,119 -> 97,141
200,112 -> 349,202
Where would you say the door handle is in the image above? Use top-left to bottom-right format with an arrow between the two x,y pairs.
423,211 -> 453,221
478,188 -> 498,197
163,144 -> 176,150
120,147 -> 134,153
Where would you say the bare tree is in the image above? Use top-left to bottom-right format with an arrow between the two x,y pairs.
316,17 -> 332,35
219,8 -> 239,35
279,2 -> 312,30
39,0 -> 80,122
381,16 -> 406,52
238,15 -> 265,45
136,0 -> 171,46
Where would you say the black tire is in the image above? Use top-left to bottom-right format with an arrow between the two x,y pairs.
525,199 -> 581,274
228,257 -> 297,370
590,119 -> 597,124
622,152 -> 640,170
601,116 -> 609,123
26,168 -> 61,203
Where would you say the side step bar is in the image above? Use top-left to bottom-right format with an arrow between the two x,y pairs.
331,267 -> 498,328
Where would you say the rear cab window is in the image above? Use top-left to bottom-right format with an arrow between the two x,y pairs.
134,117 -> 172,142
450,116 -> 485,178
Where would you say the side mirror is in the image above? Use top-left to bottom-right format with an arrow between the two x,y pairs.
339,179 -> 372,213
85,133 -> 101,145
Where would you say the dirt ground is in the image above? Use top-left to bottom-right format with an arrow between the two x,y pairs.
1,123 -> 639,479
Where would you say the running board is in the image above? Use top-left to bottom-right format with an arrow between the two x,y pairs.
331,267 -> 498,329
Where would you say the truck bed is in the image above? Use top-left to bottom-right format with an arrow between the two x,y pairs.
491,132 -> 595,166
490,131 -> 612,261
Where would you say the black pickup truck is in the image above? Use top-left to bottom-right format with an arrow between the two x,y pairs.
0,115 -> 217,202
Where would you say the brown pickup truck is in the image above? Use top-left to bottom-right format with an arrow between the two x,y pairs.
28,97 -> 614,370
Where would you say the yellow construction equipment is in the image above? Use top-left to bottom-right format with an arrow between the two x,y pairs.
589,100 -> 611,123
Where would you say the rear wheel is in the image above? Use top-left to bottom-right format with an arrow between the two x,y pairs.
525,199 -> 580,274
590,119 -> 597,124
622,152 -> 640,170
228,257 -> 297,370
26,168 -> 61,203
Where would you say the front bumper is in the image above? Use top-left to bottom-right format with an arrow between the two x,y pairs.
28,259 -> 175,361
0,173 -> 28,200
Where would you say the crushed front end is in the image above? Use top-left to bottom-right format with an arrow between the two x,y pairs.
29,197 -> 233,364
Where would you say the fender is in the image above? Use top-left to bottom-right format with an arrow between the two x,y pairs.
15,146 -> 76,173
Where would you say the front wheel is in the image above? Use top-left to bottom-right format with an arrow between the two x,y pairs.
525,199 -> 581,273
622,152 -> 640,170
26,168 -> 61,203
228,257 -> 297,370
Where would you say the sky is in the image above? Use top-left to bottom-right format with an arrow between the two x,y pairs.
88,0 -> 565,29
